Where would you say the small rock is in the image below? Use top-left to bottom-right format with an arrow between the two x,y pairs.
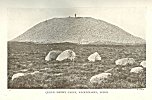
88,52 -> 101,62
115,58 -> 135,66
12,73 -> 26,80
130,67 -> 143,73
140,61 -> 146,68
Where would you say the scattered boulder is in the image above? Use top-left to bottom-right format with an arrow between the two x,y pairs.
56,49 -> 76,61
140,60 -> 146,68
45,50 -> 62,61
130,67 -> 143,73
90,73 -> 112,84
88,52 -> 101,62
115,58 -> 135,66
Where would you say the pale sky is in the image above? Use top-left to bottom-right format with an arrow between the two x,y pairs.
6,0 -> 147,40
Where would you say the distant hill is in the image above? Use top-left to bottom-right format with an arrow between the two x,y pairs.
12,17 -> 145,44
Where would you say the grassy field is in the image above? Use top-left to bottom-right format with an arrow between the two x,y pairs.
7,42 -> 146,89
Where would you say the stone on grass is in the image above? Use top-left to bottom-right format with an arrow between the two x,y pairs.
45,50 -> 62,61
12,73 -> 26,80
56,49 -> 76,61
130,67 -> 143,73
90,73 -> 112,84
88,52 -> 101,62
140,61 -> 146,68
115,58 -> 135,66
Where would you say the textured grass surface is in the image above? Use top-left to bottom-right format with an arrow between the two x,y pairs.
8,42 -> 146,89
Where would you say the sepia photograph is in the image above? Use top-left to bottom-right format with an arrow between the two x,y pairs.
7,7 -> 146,89
1,0 -> 152,100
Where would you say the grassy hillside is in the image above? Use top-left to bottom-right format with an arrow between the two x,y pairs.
12,17 -> 145,44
